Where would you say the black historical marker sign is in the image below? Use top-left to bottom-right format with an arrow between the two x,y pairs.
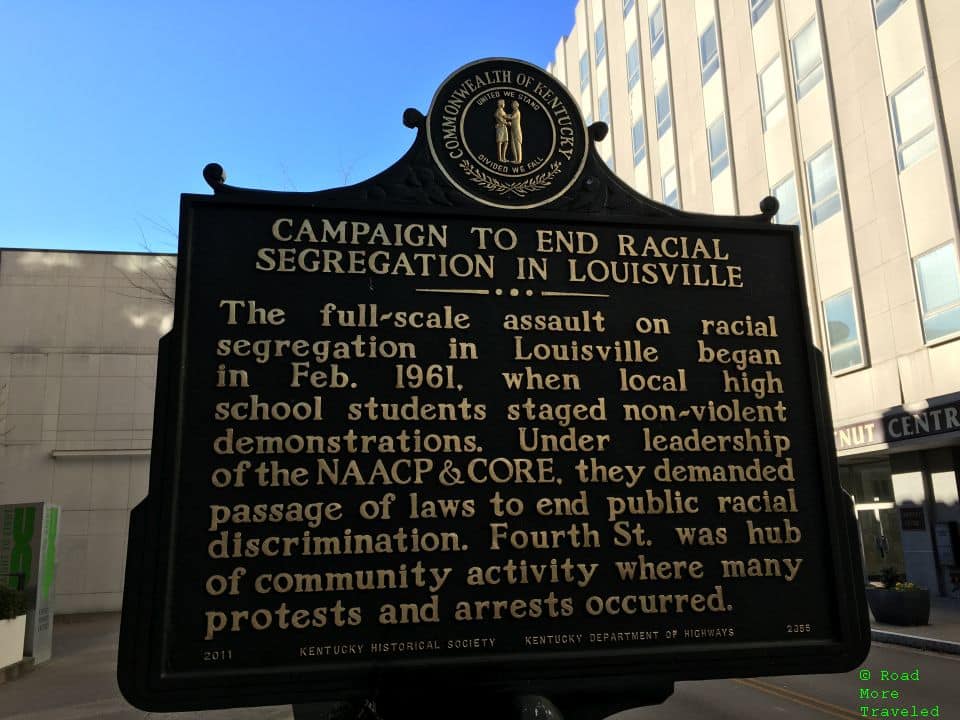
119,59 -> 869,712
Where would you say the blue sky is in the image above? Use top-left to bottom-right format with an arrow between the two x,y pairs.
0,2 -> 576,252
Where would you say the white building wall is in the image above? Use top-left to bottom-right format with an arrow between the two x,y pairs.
552,0 -> 960,594
0,249 -> 173,613
551,0 -> 960,430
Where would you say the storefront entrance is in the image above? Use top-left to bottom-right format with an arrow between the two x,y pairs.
839,461 -> 905,582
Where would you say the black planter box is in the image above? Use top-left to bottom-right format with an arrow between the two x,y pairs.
866,588 -> 930,626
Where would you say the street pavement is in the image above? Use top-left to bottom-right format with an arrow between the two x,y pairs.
1,602 -> 959,719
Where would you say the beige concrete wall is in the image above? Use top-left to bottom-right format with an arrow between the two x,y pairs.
604,0 -> 633,177
587,0 -> 614,163
623,2 -> 652,195
926,0 -> 960,217
637,0 -> 664,193
563,26 -> 581,102
0,249 -> 173,613
665,0 -> 710,212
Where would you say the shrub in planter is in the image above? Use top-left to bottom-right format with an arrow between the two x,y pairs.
0,585 -> 28,669
865,568 -> 930,626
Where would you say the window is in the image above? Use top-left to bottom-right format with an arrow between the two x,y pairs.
649,4 -> 665,55
623,0 -> 635,16
605,154 -> 615,171
806,145 -> 841,225
772,174 -> 800,226
914,243 -> 960,342
661,167 -> 678,208
655,84 -> 671,138
758,57 -> 786,130
585,111 -> 594,127
708,116 -> 729,178
873,0 -> 904,27
595,23 -> 607,64
627,40 -> 641,90
599,89 -> 611,126
700,21 -> 720,84
823,290 -> 864,372
750,0 -> 773,25
890,73 -> 937,171
579,52 -> 590,91
791,20 -> 824,99
597,89 -> 610,127
632,118 -> 647,165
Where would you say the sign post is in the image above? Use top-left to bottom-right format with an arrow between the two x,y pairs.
119,58 -> 869,714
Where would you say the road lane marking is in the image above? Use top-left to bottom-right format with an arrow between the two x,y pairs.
733,678 -> 862,719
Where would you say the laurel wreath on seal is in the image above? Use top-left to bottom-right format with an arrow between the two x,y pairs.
459,159 -> 563,198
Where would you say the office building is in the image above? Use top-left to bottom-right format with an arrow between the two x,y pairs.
547,0 -> 960,595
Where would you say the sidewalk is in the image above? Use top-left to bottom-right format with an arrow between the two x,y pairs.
1,600 -> 959,719
0,614 -> 294,720
870,595 -> 960,654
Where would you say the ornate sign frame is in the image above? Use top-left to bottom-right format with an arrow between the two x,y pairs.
118,59 -> 870,713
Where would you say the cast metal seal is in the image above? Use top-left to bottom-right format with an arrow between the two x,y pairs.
427,58 -> 589,209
